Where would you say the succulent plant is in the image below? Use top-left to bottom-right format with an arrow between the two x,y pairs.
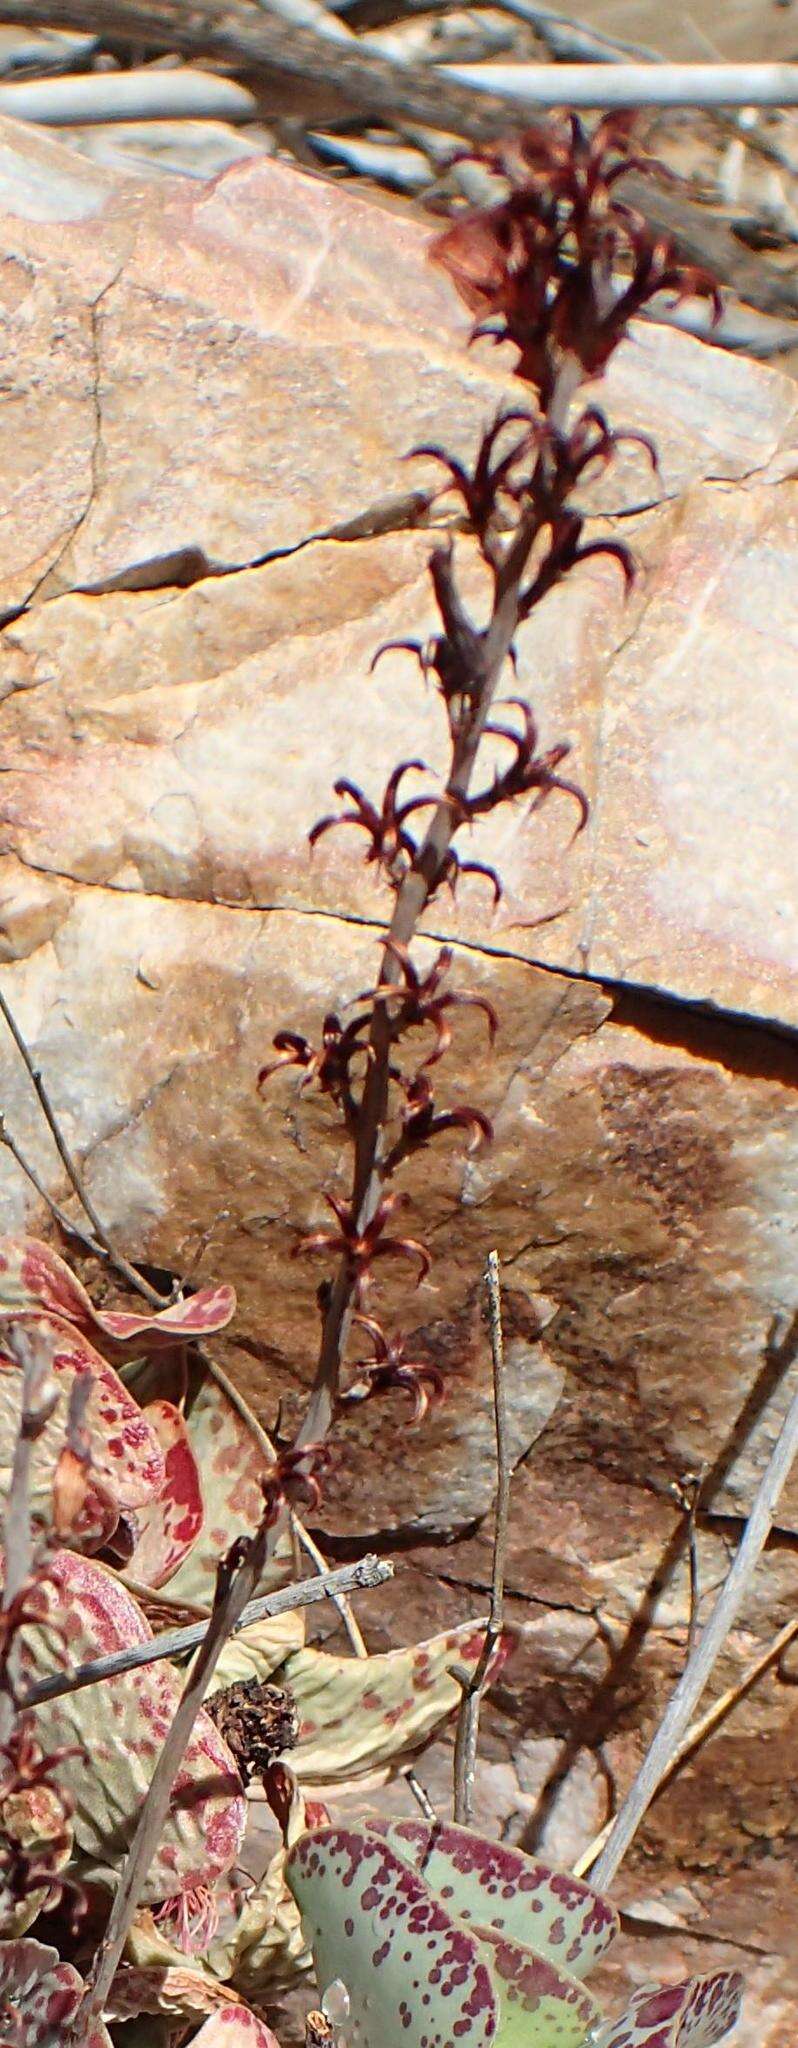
286,1821 -> 742,2048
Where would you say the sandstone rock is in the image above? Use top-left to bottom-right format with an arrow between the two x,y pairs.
0,119 -> 795,2043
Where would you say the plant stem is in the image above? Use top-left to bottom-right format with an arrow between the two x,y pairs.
20,1554 -> 392,1708
590,1369 -> 798,1891
453,1249 -> 510,1825
299,370 -> 579,1447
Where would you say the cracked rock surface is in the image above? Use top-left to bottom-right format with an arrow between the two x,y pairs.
0,119 -> 796,2042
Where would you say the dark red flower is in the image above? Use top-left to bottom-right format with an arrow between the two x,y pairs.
367,940 -> 498,1068
309,761 -> 439,886
341,1314 -> 444,1423
385,1072 -> 492,1171
430,114 -> 721,405
293,1190 -> 431,1300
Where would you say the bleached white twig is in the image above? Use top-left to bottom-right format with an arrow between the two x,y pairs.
442,61 -> 798,109
591,1366 -> 798,1890
20,1554 -> 393,1708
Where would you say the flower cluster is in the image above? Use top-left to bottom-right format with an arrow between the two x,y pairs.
431,114 -> 721,403
259,112 -> 716,1453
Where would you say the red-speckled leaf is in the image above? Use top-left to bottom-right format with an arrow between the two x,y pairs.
152,1356 -> 292,1613
0,1313 -> 165,1524
286,1824 -> 500,2048
283,1622 -> 511,1784
0,1236 -> 235,1344
382,1821 -> 618,1979
126,1401 -> 205,1589
0,1937 -> 112,2047
476,1925 -> 601,2048
192,2006 -> 283,2047
593,1973 -> 743,2048
17,1551 -> 246,1903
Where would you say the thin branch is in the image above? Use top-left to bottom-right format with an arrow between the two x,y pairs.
453,1249 -> 510,1825
0,986 -> 169,1308
0,1112 -> 110,1264
19,1554 -> 392,1709
590,1370 -> 798,1890
405,1767 -> 439,1822
573,1612 -> 798,1879
291,1511 -> 369,1658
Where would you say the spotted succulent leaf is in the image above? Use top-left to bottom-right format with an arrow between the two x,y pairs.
125,1400 -> 204,1590
143,1356 -> 292,1613
477,1925 -> 601,2048
0,1312 -> 165,1529
0,1236 -> 235,1343
592,1973 -> 743,2048
381,1820 -> 618,1979
17,1550 -> 246,1903
209,1609 -> 306,1695
0,1937 -> 112,2047
286,1823 -> 500,2047
284,1622 -> 510,1784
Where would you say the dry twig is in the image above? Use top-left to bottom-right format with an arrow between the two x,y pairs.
70,1507 -> 294,2039
20,1553 -> 392,1708
452,1249 -> 510,1824
590,1361 -> 798,1890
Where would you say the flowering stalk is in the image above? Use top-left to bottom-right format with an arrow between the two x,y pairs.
259,113 -> 719,1449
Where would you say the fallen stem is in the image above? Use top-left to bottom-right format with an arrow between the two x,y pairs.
453,1248 -> 510,1825
0,987 -> 169,1308
20,1554 -> 392,1708
590,1369 -> 798,1890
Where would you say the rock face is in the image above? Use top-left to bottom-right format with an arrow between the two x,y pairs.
0,118 -> 796,2043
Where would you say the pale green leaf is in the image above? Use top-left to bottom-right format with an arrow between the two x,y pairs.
284,1620 -> 509,1784
383,1819 -> 618,1979
592,1974 -> 743,2048
209,1609 -> 306,1696
286,1824 -> 500,2048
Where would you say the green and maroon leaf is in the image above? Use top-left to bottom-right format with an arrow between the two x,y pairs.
125,1400 -> 204,1589
0,1313 -> 165,1519
382,1820 -> 618,1978
153,1357 -> 292,1613
284,1623 -> 511,1785
476,1925 -> 601,2048
192,2006 -> 284,2047
0,1937 -> 112,2047
286,1824 -> 500,2048
594,1973 -> 743,2048
18,1551 -> 246,1902
0,1235 -> 235,1344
